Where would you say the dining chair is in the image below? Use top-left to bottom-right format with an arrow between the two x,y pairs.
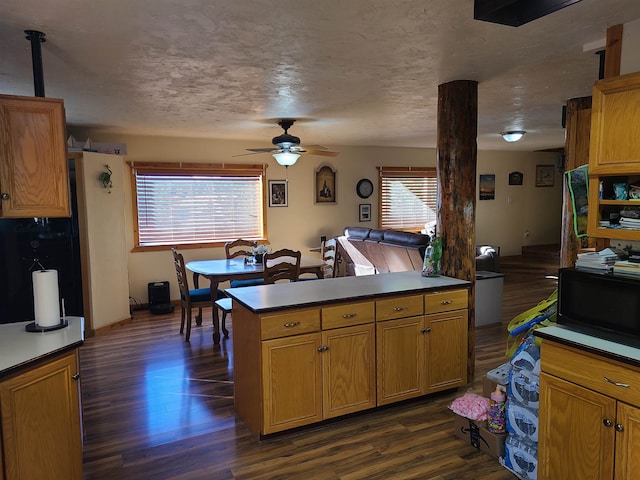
171,248 -> 218,342
225,238 -> 265,288
263,248 -> 301,284
321,238 -> 338,278
214,297 -> 232,338
224,238 -> 258,259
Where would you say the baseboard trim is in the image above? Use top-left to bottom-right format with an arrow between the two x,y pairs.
92,316 -> 134,336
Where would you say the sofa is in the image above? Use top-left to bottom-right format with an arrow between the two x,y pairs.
475,245 -> 500,272
336,227 -> 430,276
335,227 -> 500,276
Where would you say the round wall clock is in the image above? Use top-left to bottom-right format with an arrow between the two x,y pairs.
356,178 -> 374,198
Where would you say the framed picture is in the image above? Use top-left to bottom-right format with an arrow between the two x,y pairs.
359,203 -> 371,222
479,174 -> 495,200
508,171 -> 523,186
268,180 -> 288,207
315,165 -> 336,203
536,165 -> 555,187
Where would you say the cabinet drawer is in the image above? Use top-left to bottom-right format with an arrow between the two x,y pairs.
424,289 -> 468,314
376,295 -> 423,321
541,342 -> 640,408
261,309 -> 320,340
322,301 -> 374,330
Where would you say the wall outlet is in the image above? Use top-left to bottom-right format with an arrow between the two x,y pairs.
524,230 -> 530,238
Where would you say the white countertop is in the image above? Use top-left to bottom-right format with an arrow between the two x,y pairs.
225,271 -> 470,313
0,317 -> 85,376
535,324 -> 640,365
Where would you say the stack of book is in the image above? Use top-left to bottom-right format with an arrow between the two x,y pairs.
575,248 -> 622,272
619,217 -> 640,230
613,260 -> 640,277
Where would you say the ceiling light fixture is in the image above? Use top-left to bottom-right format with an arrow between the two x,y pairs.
501,131 -> 526,142
273,151 -> 300,166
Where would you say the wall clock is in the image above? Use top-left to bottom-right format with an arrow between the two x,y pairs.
356,178 -> 374,199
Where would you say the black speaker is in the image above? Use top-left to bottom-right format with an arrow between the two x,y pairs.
148,281 -> 174,314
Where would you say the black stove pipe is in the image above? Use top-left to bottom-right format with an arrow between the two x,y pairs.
24,30 -> 46,97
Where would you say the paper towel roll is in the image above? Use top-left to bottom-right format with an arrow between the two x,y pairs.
33,269 -> 60,327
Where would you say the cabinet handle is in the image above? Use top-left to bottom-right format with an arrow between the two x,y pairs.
0,193 -> 9,200
603,419 -> 613,427
317,345 -> 328,352
421,327 -> 431,333
615,423 -> 624,432
604,376 -> 630,388
440,300 -> 453,305
393,306 -> 408,312
342,313 -> 357,319
283,322 -> 300,328
72,373 -> 80,381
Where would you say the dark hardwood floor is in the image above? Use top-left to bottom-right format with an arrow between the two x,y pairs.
81,256 -> 558,479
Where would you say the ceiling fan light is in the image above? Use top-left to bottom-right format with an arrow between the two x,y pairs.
501,130 -> 526,142
273,152 -> 301,166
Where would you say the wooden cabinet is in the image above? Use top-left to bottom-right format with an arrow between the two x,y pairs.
260,302 -> 376,433
424,308 -> 468,392
262,332 -> 323,433
322,323 -> 376,418
0,349 -> 82,480
0,94 -> 70,218
377,315 -> 425,404
376,290 -> 468,405
538,340 -> 640,480
233,286 -> 469,437
587,71 -> 640,240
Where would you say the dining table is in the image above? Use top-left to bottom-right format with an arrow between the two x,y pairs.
186,256 -> 325,344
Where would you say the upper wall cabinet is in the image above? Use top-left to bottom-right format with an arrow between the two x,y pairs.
0,94 -> 70,218
589,71 -> 640,175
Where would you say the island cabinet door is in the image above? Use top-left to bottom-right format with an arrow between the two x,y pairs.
261,333 -> 323,434
538,372 -> 615,480
0,349 -> 82,480
322,323 -> 376,419
424,309 -> 468,393
376,315 -> 425,405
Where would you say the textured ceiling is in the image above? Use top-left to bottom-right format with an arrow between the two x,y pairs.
2,0 -> 640,153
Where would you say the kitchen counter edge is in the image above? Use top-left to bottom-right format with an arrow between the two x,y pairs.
225,271 -> 471,314
535,324 -> 640,367
0,316 -> 85,378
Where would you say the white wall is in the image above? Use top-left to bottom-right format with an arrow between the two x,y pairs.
476,151 -> 562,255
76,152 -> 130,330
70,129 -> 562,307
621,18 -> 640,74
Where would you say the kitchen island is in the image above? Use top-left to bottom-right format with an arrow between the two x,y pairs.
225,271 -> 471,437
0,317 -> 84,480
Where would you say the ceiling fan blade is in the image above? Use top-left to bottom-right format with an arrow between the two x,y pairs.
302,144 -> 329,151
302,149 -> 339,157
246,148 -> 276,153
231,149 -> 274,157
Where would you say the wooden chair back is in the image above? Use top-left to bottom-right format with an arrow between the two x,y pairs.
263,249 -> 301,284
171,247 -> 191,300
321,238 -> 338,278
171,247 -> 212,342
225,239 -> 258,259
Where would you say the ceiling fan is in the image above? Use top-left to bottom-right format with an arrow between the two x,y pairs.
236,119 -> 339,166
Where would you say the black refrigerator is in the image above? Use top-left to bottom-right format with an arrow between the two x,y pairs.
0,159 -> 83,324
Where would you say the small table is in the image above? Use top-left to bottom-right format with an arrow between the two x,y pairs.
186,256 -> 325,344
475,270 -> 504,326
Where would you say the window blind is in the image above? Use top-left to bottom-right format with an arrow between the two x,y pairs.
134,169 -> 264,247
378,167 -> 437,231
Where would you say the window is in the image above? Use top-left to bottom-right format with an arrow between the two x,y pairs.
130,162 -> 267,250
377,166 -> 437,232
